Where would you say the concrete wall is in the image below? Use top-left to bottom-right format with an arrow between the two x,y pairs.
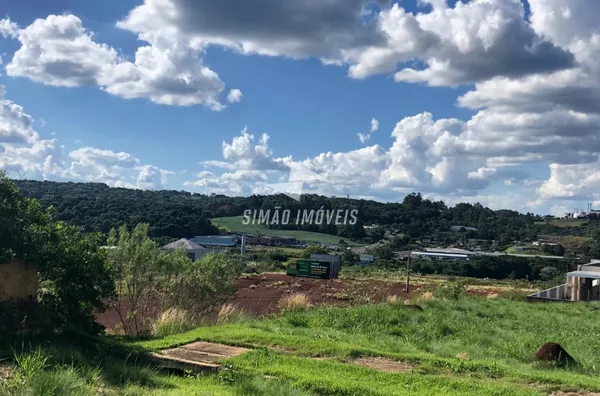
0,260 -> 38,300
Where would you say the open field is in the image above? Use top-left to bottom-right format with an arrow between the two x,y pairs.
128,296 -> 600,395
6,284 -> 600,395
535,219 -> 588,228
96,272 -> 516,330
211,216 -> 363,246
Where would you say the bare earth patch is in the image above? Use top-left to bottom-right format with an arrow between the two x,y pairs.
351,357 -> 413,373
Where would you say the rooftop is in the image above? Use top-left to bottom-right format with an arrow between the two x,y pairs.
162,238 -> 204,250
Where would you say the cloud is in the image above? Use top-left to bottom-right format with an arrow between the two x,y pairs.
357,117 -> 379,144
227,89 -> 243,103
538,162 -> 600,200
0,17 -> 18,39
0,86 -> 40,144
221,127 -> 289,171
3,14 -> 228,109
106,0 -> 574,89
118,0 -> 386,61
370,118 -> 379,133
136,165 -> 173,190
69,147 -> 139,169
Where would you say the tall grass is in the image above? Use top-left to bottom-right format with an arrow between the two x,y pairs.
217,303 -> 247,324
278,293 -> 312,311
0,349 -> 98,396
152,308 -> 196,337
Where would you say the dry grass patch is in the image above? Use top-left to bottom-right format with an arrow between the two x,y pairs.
217,303 -> 246,324
278,293 -> 312,311
351,357 -> 413,373
386,295 -> 400,304
152,308 -> 195,337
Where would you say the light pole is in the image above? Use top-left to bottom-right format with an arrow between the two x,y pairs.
405,249 -> 411,296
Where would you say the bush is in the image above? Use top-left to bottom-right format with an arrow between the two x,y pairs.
106,224 -> 243,335
434,281 -> 468,300
152,308 -> 195,337
278,293 -> 312,311
0,172 -> 114,334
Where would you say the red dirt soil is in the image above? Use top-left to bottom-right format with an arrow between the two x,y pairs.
96,273 -> 504,330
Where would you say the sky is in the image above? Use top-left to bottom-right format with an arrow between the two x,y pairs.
1,0 -> 599,216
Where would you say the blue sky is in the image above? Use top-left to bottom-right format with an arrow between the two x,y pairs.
1,0 -> 599,216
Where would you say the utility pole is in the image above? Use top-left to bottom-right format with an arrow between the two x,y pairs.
405,249 -> 411,296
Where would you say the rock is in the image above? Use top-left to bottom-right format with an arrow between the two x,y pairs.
535,342 -> 576,366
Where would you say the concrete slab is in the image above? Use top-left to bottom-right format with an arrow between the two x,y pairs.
151,341 -> 251,373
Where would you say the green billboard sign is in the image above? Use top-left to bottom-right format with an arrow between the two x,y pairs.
287,259 -> 332,279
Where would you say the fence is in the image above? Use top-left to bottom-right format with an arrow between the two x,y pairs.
527,283 -> 569,302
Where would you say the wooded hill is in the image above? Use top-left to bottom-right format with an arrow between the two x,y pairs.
15,179 -> 564,244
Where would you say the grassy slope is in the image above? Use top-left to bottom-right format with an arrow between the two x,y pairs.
132,297 -> 600,395
5,296 -> 600,395
212,216 -> 362,246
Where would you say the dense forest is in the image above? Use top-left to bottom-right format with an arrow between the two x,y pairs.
14,179 -> 570,244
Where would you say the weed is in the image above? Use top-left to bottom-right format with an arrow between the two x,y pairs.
279,293 -> 313,311
217,303 -> 247,324
152,308 -> 196,337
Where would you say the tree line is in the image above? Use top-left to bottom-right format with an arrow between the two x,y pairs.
13,179 -> 582,244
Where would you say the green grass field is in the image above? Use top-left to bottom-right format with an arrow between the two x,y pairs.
535,219 -> 588,228
212,216 -> 362,246
4,295 -> 600,395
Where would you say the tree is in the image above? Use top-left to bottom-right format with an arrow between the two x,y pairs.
105,223 -> 242,335
0,171 -> 114,334
342,250 -> 359,266
301,245 -> 329,258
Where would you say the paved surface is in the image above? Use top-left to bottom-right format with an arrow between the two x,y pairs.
151,341 -> 251,372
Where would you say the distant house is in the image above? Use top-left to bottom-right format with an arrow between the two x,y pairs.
528,259 -> 600,302
245,235 -> 297,247
410,251 -> 469,261
162,238 -> 207,261
191,235 -> 238,251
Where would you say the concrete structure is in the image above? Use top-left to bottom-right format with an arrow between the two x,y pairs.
310,254 -> 341,278
191,235 -> 237,251
411,251 -> 469,261
528,260 -> 600,302
162,238 -> 208,261
0,260 -> 37,300
245,235 -> 298,247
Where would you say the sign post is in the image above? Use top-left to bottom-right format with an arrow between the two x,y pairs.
287,259 -> 334,279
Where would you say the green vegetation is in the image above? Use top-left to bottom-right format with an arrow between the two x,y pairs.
212,215 -> 360,245
105,224 -> 242,335
130,296 -> 600,394
535,219 -> 588,228
1,171 -> 114,334
5,295 -> 600,395
15,179 -> 571,247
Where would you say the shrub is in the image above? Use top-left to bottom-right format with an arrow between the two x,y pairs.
434,281 -> 468,300
152,308 -> 195,337
278,293 -> 312,311
0,172 -> 115,334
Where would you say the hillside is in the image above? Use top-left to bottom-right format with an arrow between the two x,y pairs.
13,179 -> 579,245
211,215 -> 362,245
